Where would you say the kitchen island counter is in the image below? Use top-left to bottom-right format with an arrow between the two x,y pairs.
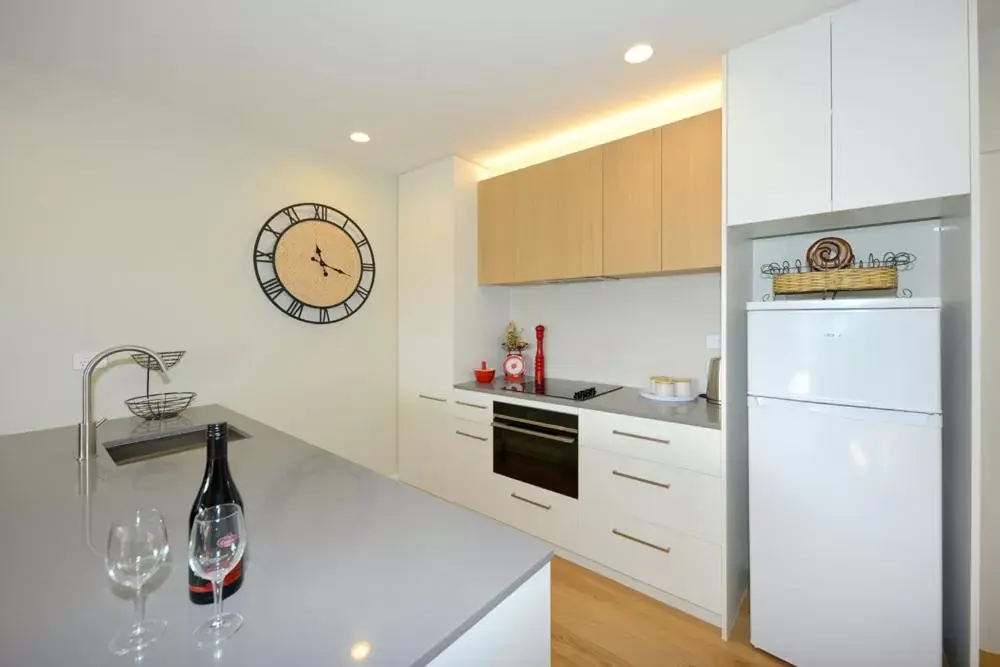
0,406 -> 552,667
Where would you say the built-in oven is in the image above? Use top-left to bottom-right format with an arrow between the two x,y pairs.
492,401 -> 578,499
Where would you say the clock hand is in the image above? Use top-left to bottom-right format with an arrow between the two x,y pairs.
310,256 -> 329,277
316,258 -> 350,277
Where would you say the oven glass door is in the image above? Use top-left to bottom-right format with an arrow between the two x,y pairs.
492,403 -> 578,499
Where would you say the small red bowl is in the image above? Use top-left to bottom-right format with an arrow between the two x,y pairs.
474,368 -> 496,383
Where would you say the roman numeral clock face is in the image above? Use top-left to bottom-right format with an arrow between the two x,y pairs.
253,203 -> 375,324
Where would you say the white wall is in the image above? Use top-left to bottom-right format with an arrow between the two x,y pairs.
750,219 -> 942,301
507,273 -> 721,391
0,62 -> 399,475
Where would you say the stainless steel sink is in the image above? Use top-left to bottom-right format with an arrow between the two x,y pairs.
103,426 -> 249,466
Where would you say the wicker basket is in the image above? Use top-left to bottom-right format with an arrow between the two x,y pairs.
773,267 -> 897,295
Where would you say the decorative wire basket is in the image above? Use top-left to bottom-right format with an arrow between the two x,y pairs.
131,350 -> 185,370
125,392 -> 198,420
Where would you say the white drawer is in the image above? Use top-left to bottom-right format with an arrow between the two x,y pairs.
489,476 -> 578,552
452,389 -> 492,424
580,505 -> 722,613
445,419 -> 494,515
580,447 -> 722,544
580,410 -> 721,477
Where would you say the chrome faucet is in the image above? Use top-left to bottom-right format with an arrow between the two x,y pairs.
78,345 -> 168,461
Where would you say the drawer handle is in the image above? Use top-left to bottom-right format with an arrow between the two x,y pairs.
418,394 -> 447,403
455,400 -> 488,410
612,529 -> 671,554
612,470 -> 671,490
510,493 -> 552,510
612,429 -> 670,445
455,429 -> 488,442
492,422 -> 576,444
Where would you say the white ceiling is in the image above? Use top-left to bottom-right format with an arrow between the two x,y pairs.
0,0 -> 850,174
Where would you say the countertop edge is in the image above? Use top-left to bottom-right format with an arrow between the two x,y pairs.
410,551 -> 553,667
452,382 -> 721,431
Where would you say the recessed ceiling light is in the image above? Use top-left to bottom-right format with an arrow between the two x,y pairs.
350,132 -> 370,143
624,44 -> 654,64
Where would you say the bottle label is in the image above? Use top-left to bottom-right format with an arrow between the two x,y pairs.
189,560 -> 242,594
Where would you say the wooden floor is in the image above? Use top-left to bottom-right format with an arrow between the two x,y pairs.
551,557 -> 787,667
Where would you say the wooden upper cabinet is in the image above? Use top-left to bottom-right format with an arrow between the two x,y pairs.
661,110 -> 722,272
477,172 -> 517,284
514,147 -> 603,282
602,129 -> 662,276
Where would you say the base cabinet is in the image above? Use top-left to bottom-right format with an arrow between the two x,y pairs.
404,399 -> 726,623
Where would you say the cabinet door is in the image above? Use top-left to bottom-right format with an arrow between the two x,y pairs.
398,396 -> 452,497
661,110 -> 722,272
514,147 -> 603,281
832,0 -> 970,210
602,129 -> 661,276
477,172 -> 517,284
984,2 -> 1000,155
398,162 -> 455,396
726,15 -> 832,225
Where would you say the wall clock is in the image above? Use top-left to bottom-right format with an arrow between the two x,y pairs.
252,202 -> 375,324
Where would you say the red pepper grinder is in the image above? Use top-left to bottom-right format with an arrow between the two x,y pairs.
534,325 -> 546,387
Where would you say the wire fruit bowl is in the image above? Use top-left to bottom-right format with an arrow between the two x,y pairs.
131,350 -> 185,371
125,392 -> 198,420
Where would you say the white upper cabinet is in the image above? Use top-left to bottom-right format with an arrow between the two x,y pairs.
831,0 -> 971,210
981,0 -> 1000,154
726,15 -> 833,226
398,159 -> 456,396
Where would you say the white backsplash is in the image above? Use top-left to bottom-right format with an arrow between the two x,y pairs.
751,219 -> 942,301
507,273 -> 722,392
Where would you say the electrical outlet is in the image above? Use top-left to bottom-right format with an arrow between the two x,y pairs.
72,351 -> 109,371
706,334 -> 721,350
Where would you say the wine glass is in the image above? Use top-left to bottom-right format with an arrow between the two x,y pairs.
105,509 -> 170,655
189,503 -> 247,647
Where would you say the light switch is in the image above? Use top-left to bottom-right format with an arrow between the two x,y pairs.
706,334 -> 721,350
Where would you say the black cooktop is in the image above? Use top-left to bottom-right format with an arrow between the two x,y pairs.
500,378 -> 623,401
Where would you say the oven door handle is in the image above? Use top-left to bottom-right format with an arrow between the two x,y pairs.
493,412 -> 578,434
491,422 -> 576,444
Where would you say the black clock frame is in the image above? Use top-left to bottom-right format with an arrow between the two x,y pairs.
252,202 -> 375,325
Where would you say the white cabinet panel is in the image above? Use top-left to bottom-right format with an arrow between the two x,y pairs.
445,419 -> 494,514
831,0 -> 970,209
398,161 -> 456,397
489,476 -> 579,551
579,410 -> 722,477
580,504 -> 722,613
397,397 -> 452,497
726,15 -> 832,225
581,447 -> 723,545
982,0 -> 1000,154
451,390 -> 492,424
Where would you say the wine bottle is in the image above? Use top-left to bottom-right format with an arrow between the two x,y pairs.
188,422 -> 244,604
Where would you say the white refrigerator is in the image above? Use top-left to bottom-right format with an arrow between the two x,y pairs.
747,298 -> 942,667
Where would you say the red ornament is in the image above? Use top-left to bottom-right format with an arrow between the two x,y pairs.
534,325 -> 545,386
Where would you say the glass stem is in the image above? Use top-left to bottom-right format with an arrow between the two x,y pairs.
213,573 -> 224,623
133,588 -> 145,634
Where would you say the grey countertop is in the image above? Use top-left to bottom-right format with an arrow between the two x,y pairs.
0,406 -> 551,667
454,380 -> 721,430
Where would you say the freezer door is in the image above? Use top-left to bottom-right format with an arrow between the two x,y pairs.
747,306 -> 940,413
749,397 -> 941,667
